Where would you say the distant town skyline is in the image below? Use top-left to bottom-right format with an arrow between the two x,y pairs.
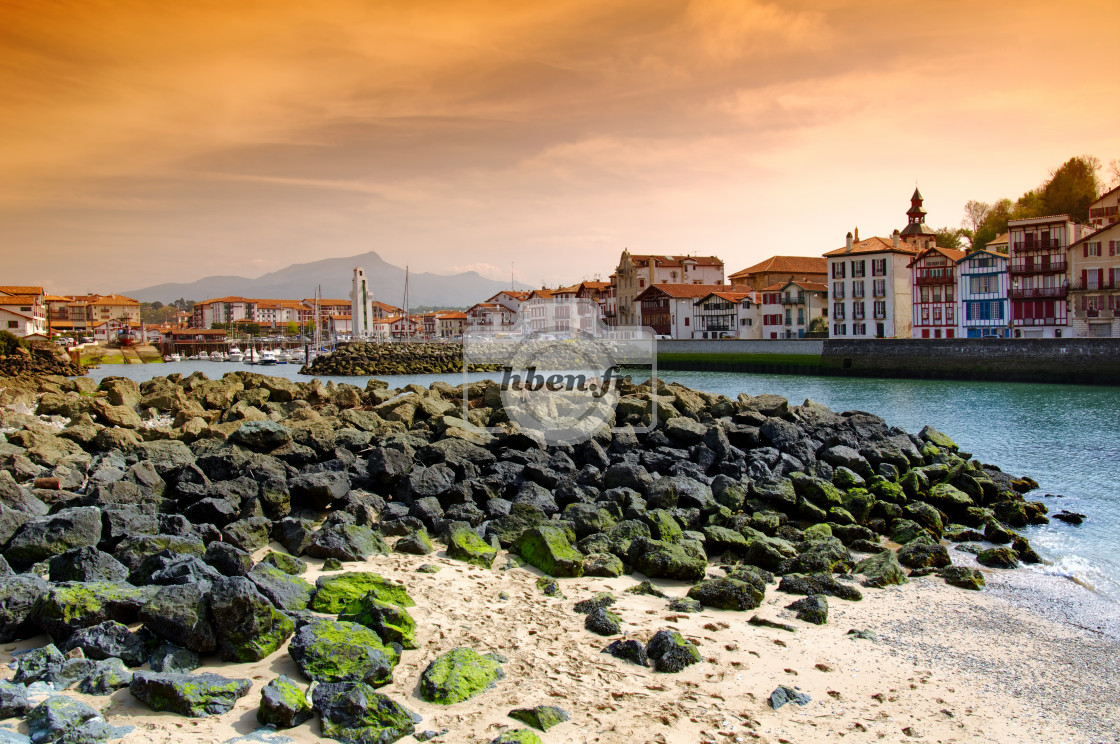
1,0 -> 1117,293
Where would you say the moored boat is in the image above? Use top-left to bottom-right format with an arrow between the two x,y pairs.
226,346 -> 244,362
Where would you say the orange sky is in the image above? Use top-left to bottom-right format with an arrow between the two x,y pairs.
1,0 -> 1118,294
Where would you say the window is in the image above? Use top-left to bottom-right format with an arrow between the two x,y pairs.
946,307 -> 954,323
1086,242 -> 1102,257
991,301 -> 1002,320
921,307 -> 930,323
833,302 -> 845,320
853,281 -> 865,298
853,323 -> 866,335
873,279 -> 886,297
832,282 -> 845,299
932,286 -> 942,302
638,279 -> 645,288
684,317 -> 689,326
852,260 -> 866,277
7,321 -> 16,329
832,262 -> 846,279
873,301 -> 886,319
833,323 -> 846,336
945,285 -> 954,302
970,276 -> 995,294
872,258 -> 887,276
853,301 -> 865,320
934,307 -> 942,321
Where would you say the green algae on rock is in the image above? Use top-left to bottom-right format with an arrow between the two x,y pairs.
513,525 -> 584,578
418,647 -> 505,705
130,671 -> 251,717
339,594 -> 418,649
311,572 -> 415,613
289,619 -> 399,686
446,526 -> 498,569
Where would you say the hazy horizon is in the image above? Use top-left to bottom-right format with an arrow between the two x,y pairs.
2,0 -> 1118,295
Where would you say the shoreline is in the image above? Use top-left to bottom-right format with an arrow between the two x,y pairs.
1,370 -> 1117,743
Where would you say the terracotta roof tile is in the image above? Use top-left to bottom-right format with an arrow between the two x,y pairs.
729,255 -> 827,279
823,236 -> 919,257
635,283 -> 728,300
0,286 -> 44,296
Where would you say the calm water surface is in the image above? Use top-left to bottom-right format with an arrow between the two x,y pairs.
86,361 -> 1120,602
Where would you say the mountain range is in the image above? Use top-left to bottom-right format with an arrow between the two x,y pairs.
120,250 -> 532,308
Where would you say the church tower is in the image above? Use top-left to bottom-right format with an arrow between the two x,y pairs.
899,187 -> 936,248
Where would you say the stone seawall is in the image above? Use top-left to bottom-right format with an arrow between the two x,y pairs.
655,338 -> 1120,385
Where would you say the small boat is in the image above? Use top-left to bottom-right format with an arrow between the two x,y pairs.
259,348 -> 279,365
163,355 -> 172,362
226,346 -> 244,362
169,353 -> 181,362
210,351 -> 224,361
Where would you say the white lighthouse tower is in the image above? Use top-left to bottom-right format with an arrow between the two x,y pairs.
351,267 -> 375,338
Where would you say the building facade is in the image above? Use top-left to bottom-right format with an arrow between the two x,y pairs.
825,232 -> 917,338
351,267 -> 375,338
727,256 -> 827,291
759,280 -> 827,339
957,249 -> 1010,338
1088,185 -> 1120,229
634,284 -> 724,338
1067,222 -> 1120,338
0,286 -> 47,338
614,252 -> 724,326
1008,215 -> 1086,338
692,291 -> 759,339
909,246 -> 966,338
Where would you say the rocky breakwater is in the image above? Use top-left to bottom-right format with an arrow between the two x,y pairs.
0,369 -> 1054,742
0,339 -> 80,380
301,341 -> 502,376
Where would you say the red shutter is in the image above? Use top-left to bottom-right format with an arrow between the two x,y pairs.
1082,269 -> 1087,288
1083,244 -> 1088,257
1081,295 -> 1087,311
1110,268 -> 1116,288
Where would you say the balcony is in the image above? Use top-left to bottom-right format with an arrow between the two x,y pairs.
1013,317 -> 1062,326
1009,258 -> 1067,275
1011,238 -> 1061,252
1069,280 -> 1117,292
1090,206 -> 1118,219
873,311 -> 886,319
780,295 -> 806,305
1010,286 -> 1068,299
915,271 -> 955,285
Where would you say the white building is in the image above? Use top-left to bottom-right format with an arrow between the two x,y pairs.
634,284 -> 725,338
692,290 -> 760,339
351,267 -> 376,338
758,280 -> 827,339
824,231 -> 918,338
0,286 -> 47,338
957,249 -> 1010,338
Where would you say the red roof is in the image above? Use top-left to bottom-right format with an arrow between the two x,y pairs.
824,236 -> 919,257
907,246 -> 968,268
729,255 -> 827,280
635,283 -> 728,300
626,254 -> 723,269
0,286 -> 44,296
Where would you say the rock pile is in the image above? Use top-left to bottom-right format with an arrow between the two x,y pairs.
0,342 -> 80,379
0,369 -> 1053,741
300,342 -> 501,377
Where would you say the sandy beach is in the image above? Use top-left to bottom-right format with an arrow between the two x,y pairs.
4,540 -> 1117,744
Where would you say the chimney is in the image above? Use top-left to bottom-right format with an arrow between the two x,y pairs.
854,227 -> 859,242
845,232 -> 853,252
892,229 -> 900,249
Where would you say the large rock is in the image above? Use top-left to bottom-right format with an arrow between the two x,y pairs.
854,550 -> 909,588
0,574 -> 49,642
644,629 -> 701,673
939,565 -> 986,590
59,620 -> 147,666
686,578 -> 763,611
627,537 -> 707,582
229,421 -> 293,452
418,647 -> 505,705
258,675 -> 312,729
786,595 -> 828,624
305,521 -> 390,562
0,679 -> 29,718
897,541 -> 951,569
446,525 -> 498,569
289,619 -> 399,686
35,581 -> 153,642
130,671 -> 251,717
248,562 -> 314,612
977,546 -> 1019,569
777,573 -> 863,601
311,681 -> 420,744
513,526 -> 584,578
289,471 -> 351,509
311,573 -> 415,613
25,695 -> 111,744
208,576 -> 295,662
4,506 -> 102,569
139,583 -> 216,653
508,705 -> 570,732
47,547 -> 128,584
339,594 -> 418,649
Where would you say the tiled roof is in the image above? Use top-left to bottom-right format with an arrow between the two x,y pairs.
985,232 -> 1009,245
627,254 -> 724,268
695,291 -> 752,305
437,311 -> 467,319
956,249 -> 1008,264
1068,220 -> 1120,248
635,283 -> 728,300
0,286 -> 44,296
729,255 -> 827,279
0,295 -> 43,305
908,246 -> 968,267
823,236 -> 919,257
1007,215 -> 1074,225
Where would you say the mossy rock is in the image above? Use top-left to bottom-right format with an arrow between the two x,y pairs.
977,546 -> 1019,569
854,550 -> 908,588
248,562 -> 315,612
490,730 -> 543,744
395,529 -> 435,556
313,681 -> 420,744
904,502 -> 944,537
919,425 -> 958,452
130,671 -> 251,717
36,581 -> 155,642
584,607 -> 621,636
582,552 -> 624,578
789,473 -> 844,508
258,675 -> 312,729
311,572 -> 415,613
513,526 -> 584,578
627,537 -> 707,583
446,526 -> 498,569
785,595 -> 828,625
339,593 -> 418,649
888,519 -> 928,545
535,577 -> 564,598
686,578 -> 763,611
645,629 -> 701,673
418,647 -> 505,705
289,619 -> 399,686
801,523 -> 832,541
870,478 -> 907,505
938,565 -> 986,590
638,509 -> 683,543
897,542 -> 951,570
209,577 -> 295,662
509,704 -> 570,731
261,551 -> 307,576
572,592 -> 615,614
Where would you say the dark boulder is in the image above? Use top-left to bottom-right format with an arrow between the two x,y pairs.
785,595 -> 828,624
289,619 -> 399,686
311,681 -> 420,744
4,506 -> 102,570
139,582 -> 216,653
602,639 -> 649,666
686,578 -> 763,611
47,547 -> 128,584
208,576 -> 295,662
644,629 -> 701,673
257,675 -> 313,729
129,671 -> 251,717
418,647 -> 505,705
60,620 -> 147,666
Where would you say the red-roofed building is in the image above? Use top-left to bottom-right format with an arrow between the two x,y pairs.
634,283 -> 728,338
1007,215 -> 1088,338
759,280 -> 828,339
614,251 -> 724,327
1089,184 -> 1120,230
909,246 -> 967,338
728,256 -> 827,291
692,290 -> 760,339
0,290 -> 47,338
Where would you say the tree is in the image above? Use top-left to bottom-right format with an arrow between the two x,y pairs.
961,200 -> 991,234
934,227 -> 964,251
1040,156 -> 1101,221
285,321 -> 299,336
808,316 -> 828,335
